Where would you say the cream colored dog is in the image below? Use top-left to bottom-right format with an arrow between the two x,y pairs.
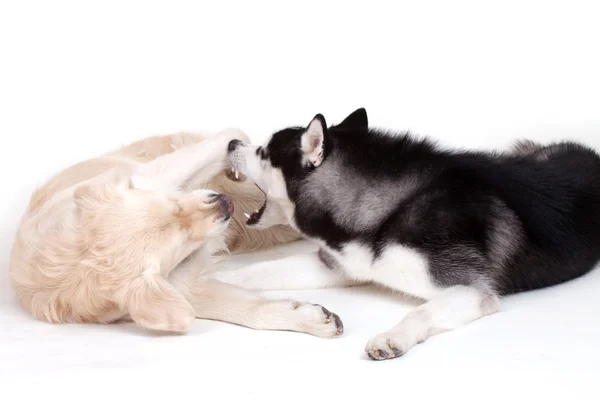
9,128 -> 343,338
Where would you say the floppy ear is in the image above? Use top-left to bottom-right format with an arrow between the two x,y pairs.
301,114 -> 327,167
337,108 -> 368,130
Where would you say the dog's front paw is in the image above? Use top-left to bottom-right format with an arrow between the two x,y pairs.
365,331 -> 415,360
175,190 -> 232,239
176,190 -> 221,215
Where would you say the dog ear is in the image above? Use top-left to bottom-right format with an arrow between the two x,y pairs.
337,108 -> 368,130
301,114 -> 327,167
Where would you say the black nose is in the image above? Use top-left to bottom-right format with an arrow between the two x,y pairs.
228,139 -> 242,153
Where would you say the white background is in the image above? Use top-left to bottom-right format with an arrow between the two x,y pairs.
1,0 -> 599,398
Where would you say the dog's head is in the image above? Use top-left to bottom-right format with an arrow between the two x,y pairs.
227,108 -> 368,229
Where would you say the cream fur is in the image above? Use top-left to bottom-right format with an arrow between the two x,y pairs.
9,129 -> 344,338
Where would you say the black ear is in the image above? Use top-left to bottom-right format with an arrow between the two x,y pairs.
337,108 -> 368,130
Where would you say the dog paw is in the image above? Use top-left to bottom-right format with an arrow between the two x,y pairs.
175,190 -> 231,238
176,190 -> 220,215
292,302 -> 344,339
365,331 -> 414,360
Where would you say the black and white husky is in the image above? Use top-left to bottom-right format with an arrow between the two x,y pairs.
224,108 -> 600,360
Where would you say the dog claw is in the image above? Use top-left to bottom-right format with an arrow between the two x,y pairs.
243,212 -> 250,219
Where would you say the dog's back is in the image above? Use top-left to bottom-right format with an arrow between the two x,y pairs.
379,136 -> 600,294
27,133 -> 201,214
314,127 -> 600,294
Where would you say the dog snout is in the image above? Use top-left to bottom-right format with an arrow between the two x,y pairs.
215,193 -> 234,220
228,139 -> 243,153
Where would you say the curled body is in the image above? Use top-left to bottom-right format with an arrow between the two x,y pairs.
9,129 -> 346,339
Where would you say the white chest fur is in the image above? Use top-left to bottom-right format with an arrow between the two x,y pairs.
324,242 -> 442,301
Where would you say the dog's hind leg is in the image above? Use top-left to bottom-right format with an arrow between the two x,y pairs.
365,285 -> 500,360
169,265 -> 344,338
131,128 -> 250,192
121,272 -> 195,333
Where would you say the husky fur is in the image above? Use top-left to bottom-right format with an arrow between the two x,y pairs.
9,128 -> 344,338
223,108 -> 600,360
